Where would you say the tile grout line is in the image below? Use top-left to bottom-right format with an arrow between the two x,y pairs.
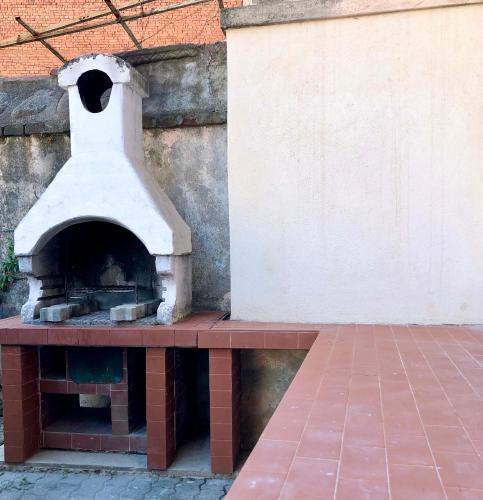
462,327 -> 483,346
332,326 -> 355,500
439,345 -> 483,402
374,325 -> 392,500
278,326 -> 340,498
415,327 -> 483,464
393,326 -> 448,500
446,327 -> 483,379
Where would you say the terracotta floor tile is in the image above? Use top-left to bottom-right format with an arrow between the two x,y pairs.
445,487 -> 483,500
389,464 -> 445,500
473,441 -> 483,459
381,399 -> 418,419
227,470 -> 286,500
297,426 -> 342,460
344,414 -> 385,447
339,445 -> 387,481
261,408 -> 308,442
243,439 -> 297,475
335,477 -> 389,500
386,434 -> 434,466
384,413 -> 425,438
462,425 -> 483,443
434,451 -> 483,490
309,401 -> 347,430
426,426 -> 475,454
347,401 -> 382,419
280,457 -> 337,499
262,413 -> 306,441
225,324 -> 483,499
418,405 -> 461,427
323,369 -> 352,387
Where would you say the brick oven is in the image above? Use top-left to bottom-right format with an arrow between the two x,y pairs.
0,54 -> 204,468
0,53 -> 316,476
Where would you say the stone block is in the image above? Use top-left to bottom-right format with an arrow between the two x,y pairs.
110,299 -> 160,322
39,298 -> 97,322
40,304 -> 74,322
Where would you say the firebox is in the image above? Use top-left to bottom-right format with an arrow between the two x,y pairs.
14,54 -> 192,325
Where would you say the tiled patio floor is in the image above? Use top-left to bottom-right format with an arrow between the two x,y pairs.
227,325 -> 483,499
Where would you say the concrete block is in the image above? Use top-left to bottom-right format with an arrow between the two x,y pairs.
40,303 -> 74,322
39,298 -> 97,323
110,299 -> 160,322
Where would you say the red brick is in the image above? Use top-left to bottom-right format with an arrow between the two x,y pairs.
174,330 -> 197,347
209,356 -> 233,374
40,380 -> 68,393
146,388 -> 170,407
209,373 -> 233,391
77,329 -> 110,346
43,432 -> 72,449
0,1 -> 242,77
111,420 -> 130,435
210,390 -> 234,408
72,434 -> 101,451
111,405 -> 129,421
265,332 -> 299,349
198,331 -> 230,348
211,439 -> 234,458
15,329 -> 48,345
109,328 -> 143,346
67,382 -> 97,394
142,329 -> 174,346
130,435 -> 147,453
211,406 -> 234,424
110,389 -> 128,405
230,331 -> 265,349
211,423 -> 234,441
48,328 -> 79,345
4,446 -> 27,463
298,331 -> 319,349
208,348 -> 232,358
100,435 -> 130,452
211,455 -> 235,474
146,355 -> 167,373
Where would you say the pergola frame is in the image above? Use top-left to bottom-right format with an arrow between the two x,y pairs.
1,0 -> 220,62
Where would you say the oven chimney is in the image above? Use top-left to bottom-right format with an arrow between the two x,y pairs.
59,54 -> 147,162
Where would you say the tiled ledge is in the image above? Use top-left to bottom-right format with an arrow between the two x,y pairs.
227,324 -> 483,499
0,313 -> 319,350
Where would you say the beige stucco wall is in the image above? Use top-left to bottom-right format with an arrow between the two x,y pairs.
227,4 -> 483,324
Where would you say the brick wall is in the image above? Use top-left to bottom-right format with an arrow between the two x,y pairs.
0,0 -> 241,76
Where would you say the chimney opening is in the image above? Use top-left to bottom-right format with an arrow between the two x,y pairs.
77,69 -> 113,113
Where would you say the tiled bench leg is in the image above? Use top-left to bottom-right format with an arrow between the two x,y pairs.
2,346 -> 40,463
146,347 -> 175,469
209,348 -> 241,474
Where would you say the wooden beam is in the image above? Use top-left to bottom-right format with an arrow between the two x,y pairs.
104,0 -> 142,49
0,0 -> 158,49
1,0 -> 210,49
15,17 -> 66,63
